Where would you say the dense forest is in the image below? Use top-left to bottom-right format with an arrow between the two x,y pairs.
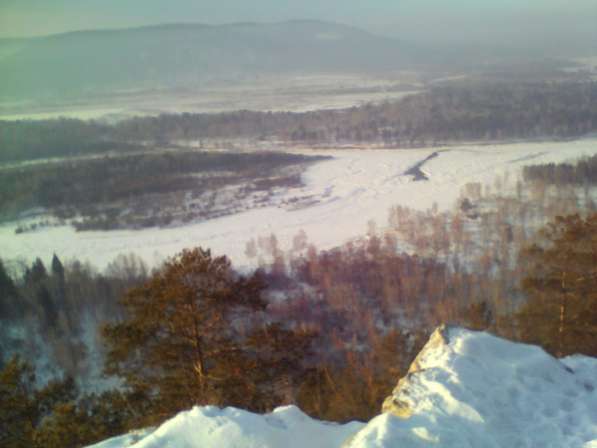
0,151 -> 325,230
523,152 -> 597,185
1,155 -> 596,447
1,81 -> 596,163
2,210 -> 595,447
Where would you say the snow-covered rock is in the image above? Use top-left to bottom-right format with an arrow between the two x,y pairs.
88,326 -> 597,448
346,325 -> 597,448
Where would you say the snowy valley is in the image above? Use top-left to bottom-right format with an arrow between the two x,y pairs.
2,138 -> 596,271
2,10 -> 597,448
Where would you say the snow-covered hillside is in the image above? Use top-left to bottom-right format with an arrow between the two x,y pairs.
88,327 -> 597,448
2,139 -> 596,271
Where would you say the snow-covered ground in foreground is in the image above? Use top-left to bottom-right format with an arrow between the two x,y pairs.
87,405 -> 364,448
1,139 -> 596,271
87,327 -> 597,448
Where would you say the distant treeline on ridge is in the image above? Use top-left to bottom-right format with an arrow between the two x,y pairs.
1,81 -> 596,163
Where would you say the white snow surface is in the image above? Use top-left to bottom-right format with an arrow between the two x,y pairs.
2,139 -> 596,270
87,328 -> 597,448
346,327 -> 597,448
87,405 -> 364,448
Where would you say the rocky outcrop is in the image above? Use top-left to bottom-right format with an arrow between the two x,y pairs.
381,324 -> 451,419
345,326 -> 597,448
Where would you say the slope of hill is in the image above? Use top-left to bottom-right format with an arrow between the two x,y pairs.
87,405 -> 364,448
86,326 -> 597,448
0,21 -> 416,101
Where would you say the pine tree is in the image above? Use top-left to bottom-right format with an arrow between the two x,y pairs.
0,259 -> 19,319
32,403 -> 97,448
26,258 -> 48,286
36,285 -> 58,332
245,323 -> 316,410
50,255 -> 65,284
0,357 -> 126,448
50,255 -> 66,296
103,247 -> 274,422
0,356 -> 37,448
517,213 -> 597,356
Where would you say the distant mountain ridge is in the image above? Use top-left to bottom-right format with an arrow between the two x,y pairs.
0,20 -> 417,101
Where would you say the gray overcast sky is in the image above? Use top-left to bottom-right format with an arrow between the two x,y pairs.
1,0 -> 595,51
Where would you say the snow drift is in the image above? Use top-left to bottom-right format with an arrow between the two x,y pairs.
88,326 -> 597,448
87,405 -> 364,448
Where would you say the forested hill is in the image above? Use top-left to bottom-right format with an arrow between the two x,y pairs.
1,81 -> 596,163
0,21 -> 416,100
113,81 -> 596,145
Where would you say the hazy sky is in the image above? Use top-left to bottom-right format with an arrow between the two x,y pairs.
1,0 -> 595,51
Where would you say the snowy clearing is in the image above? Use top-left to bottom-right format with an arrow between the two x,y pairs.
86,327 -> 597,448
1,138 -> 596,271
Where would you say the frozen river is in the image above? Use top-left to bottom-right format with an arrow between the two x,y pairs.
1,139 -> 595,271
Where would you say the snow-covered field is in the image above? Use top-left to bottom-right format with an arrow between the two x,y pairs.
0,74 -> 420,121
87,327 -> 597,448
1,139 -> 596,271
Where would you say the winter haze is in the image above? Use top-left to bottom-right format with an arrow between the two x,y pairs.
1,1 -> 596,448
1,0 -> 596,55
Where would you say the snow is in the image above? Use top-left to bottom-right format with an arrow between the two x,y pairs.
2,138 -> 596,271
0,74 -> 420,121
86,429 -> 154,448
87,405 -> 364,448
87,327 -> 597,448
346,326 -> 597,448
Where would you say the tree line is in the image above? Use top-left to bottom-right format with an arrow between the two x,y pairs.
2,81 -> 596,163
523,153 -> 597,186
0,150 -> 322,229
